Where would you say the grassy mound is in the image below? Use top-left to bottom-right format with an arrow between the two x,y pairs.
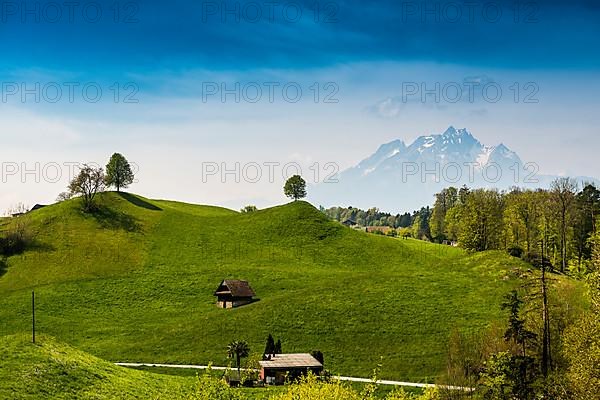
0,193 -> 534,381
0,334 -> 194,399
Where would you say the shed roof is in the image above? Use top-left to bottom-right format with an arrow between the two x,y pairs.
30,204 -> 47,211
214,279 -> 255,297
259,354 -> 323,369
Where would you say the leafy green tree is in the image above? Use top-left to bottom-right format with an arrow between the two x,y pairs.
430,187 -> 458,242
397,227 -> 412,239
551,177 -> 578,272
443,204 -> 462,242
284,175 -> 307,201
564,231 -> 600,398
572,184 -> 600,269
227,340 -> 250,378
504,189 -> 540,255
68,164 -> 105,212
459,189 -> 504,251
105,153 -> 134,192
411,207 -> 431,240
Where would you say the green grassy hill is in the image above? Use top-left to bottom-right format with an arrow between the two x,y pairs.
0,334 -> 195,399
0,192 -> 532,381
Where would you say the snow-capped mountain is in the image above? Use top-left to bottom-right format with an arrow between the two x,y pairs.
309,126 -> 597,212
352,126 -> 521,177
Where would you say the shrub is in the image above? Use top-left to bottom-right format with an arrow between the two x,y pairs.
507,246 -> 523,258
191,367 -> 246,400
0,216 -> 32,256
274,373 -> 360,400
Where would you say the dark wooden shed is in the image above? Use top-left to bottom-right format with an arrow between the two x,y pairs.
214,279 -> 255,308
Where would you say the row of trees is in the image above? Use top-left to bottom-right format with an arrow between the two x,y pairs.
59,153 -> 135,211
323,206 -> 415,229
427,179 -> 599,273
324,178 -> 599,274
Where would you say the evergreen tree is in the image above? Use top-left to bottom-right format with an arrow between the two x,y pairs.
263,334 -> 275,357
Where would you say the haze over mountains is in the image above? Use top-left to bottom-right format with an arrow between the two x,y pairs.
310,126 -> 599,213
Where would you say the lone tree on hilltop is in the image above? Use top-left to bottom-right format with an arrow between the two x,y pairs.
68,164 -> 105,212
284,175 -> 307,201
105,153 -> 134,192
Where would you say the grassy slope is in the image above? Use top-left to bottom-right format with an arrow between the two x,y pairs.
0,334 -> 413,400
0,334 -> 195,399
1,192 -> 531,381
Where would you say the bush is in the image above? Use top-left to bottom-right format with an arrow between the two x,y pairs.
274,374 -> 360,400
0,216 -> 32,256
272,373 -> 441,400
507,246 -> 524,258
191,367 -> 246,400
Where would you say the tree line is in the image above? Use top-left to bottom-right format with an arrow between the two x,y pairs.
326,178 -> 599,274
323,206 -> 421,230
429,178 -> 599,274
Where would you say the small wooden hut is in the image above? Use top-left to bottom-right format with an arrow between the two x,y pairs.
214,279 -> 255,308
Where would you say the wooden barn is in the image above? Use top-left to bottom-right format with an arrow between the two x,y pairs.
214,279 -> 255,308
259,354 -> 323,385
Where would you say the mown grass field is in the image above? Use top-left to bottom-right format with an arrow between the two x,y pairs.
1,192 -> 533,383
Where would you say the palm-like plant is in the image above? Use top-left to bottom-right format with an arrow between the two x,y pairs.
227,340 -> 250,378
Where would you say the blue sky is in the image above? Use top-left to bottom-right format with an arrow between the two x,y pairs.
1,0 -> 600,211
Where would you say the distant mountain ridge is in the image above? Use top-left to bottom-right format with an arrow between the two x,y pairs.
354,127 -> 521,176
310,126 -> 598,212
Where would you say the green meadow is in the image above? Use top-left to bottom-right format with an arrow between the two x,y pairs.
1,192 -> 536,384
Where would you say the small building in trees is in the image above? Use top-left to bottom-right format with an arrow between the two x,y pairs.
259,353 -> 323,385
341,219 -> 356,227
214,279 -> 255,308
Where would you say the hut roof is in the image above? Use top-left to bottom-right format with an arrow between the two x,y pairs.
259,354 -> 323,369
214,279 -> 255,297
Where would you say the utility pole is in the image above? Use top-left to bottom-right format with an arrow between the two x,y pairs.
32,291 -> 36,344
